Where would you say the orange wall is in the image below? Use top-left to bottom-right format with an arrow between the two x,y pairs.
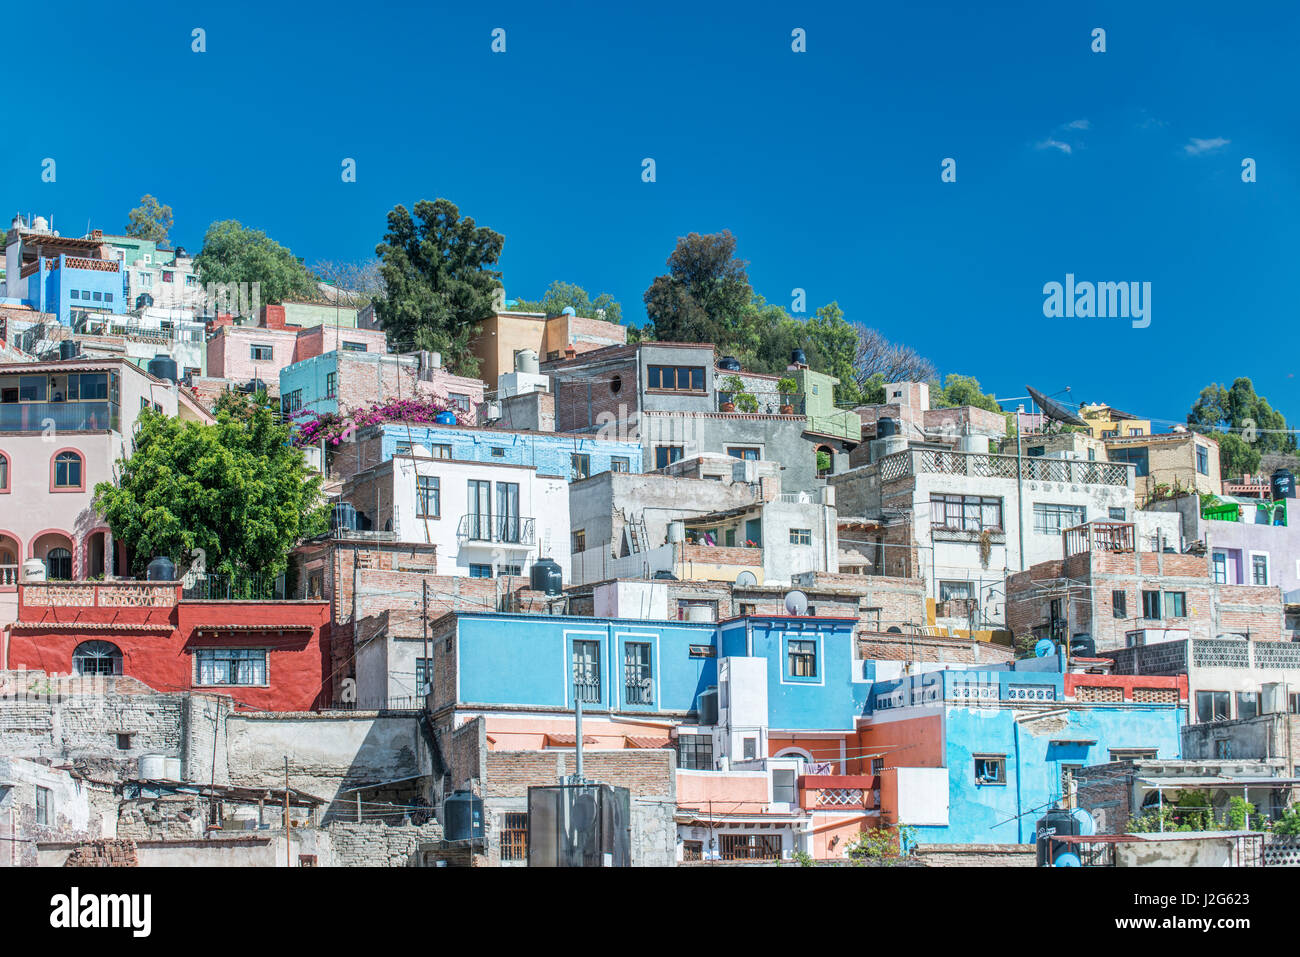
482,714 -> 674,751
676,769 -> 769,812
854,714 -> 944,774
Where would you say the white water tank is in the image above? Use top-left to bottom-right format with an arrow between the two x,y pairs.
21,558 -> 46,582
515,349 -> 540,374
139,754 -> 166,780
667,521 -> 685,543
164,757 -> 182,781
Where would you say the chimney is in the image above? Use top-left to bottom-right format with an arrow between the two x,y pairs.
564,345 -> 576,360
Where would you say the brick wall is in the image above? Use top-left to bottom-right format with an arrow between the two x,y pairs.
553,355 -> 640,433
857,633 -> 1014,665
482,749 -> 676,799
326,821 -> 445,866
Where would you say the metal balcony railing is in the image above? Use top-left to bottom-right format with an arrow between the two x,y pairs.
0,400 -> 120,433
456,514 -> 536,546
878,448 -> 1132,487
182,572 -> 286,601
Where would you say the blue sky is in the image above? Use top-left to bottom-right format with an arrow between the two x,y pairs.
6,1 -> 1297,427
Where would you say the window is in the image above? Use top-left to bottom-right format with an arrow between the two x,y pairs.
1112,590 -> 1127,619
415,658 -> 432,692
1165,592 -> 1186,618
1197,446 -> 1209,475
501,813 -> 528,862
468,564 -> 492,578
610,456 -> 630,473
682,840 -> 703,862
1212,552 -> 1228,584
1215,739 -> 1233,759
871,758 -> 885,775
1109,507 -> 1126,520
1109,446 -> 1149,476
497,564 -> 522,576
1196,690 -> 1230,723
105,293 -> 113,303
1141,590 -> 1162,620
0,452 -> 8,491
738,603 -> 756,616
624,642 -> 653,704
646,364 -> 705,392
789,528 -> 812,546
35,786 -> 50,826
973,755 -> 1006,785
325,372 -> 337,398
1127,428 -> 1143,436
196,648 -> 268,686
1289,693 -> 1300,715
728,447 -> 760,461
69,289 -> 79,299
572,640 -> 601,702
116,733 -> 133,750
449,393 -> 471,412
720,833 -> 780,861
1236,692 -> 1259,720
250,344 -> 273,361
341,340 -> 367,352
1252,555 -> 1269,585
1102,429 -> 1119,439
1061,764 -> 1083,798
431,444 -> 452,459
772,768 -> 797,804
184,275 -> 198,288
787,639 -> 817,678
939,581 -> 973,602
72,640 -> 123,676
654,446 -> 683,469
571,454 -> 591,481
1033,503 -> 1086,535
92,291 -> 102,302
677,734 -> 713,770
1108,749 -> 1157,762
18,376 -> 46,401
572,530 -> 586,553
281,391 -> 302,416
394,442 -> 411,456
53,451 -> 83,489
743,737 -> 757,760
931,494 -> 1003,531
162,270 -> 174,283
417,476 -> 440,518
46,548 -> 72,580
609,374 -> 622,394
490,447 -> 505,458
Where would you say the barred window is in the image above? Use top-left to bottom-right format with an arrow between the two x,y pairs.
677,734 -> 713,770
624,642 -> 653,704
572,640 -> 601,703
500,812 -> 528,862
931,494 -> 1002,531
196,648 -> 267,686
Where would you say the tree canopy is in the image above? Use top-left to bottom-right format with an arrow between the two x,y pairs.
193,220 -> 320,305
511,281 -> 622,324
93,391 -> 327,578
643,230 -> 753,345
1188,378 -> 1295,477
125,194 -> 174,245
373,199 -> 503,376
930,374 -> 1004,414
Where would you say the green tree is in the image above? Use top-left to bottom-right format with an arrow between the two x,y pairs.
512,280 -> 623,324
373,199 -> 503,376
93,392 -> 327,578
804,302 -> 863,405
125,194 -> 174,245
193,220 -> 319,305
930,374 -> 1003,413
643,230 -> 752,344
1188,378 -> 1295,477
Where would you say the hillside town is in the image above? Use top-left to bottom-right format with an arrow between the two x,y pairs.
1,207 -> 1298,869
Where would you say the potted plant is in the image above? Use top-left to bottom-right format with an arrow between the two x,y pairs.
777,376 -> 798,414
721,375 -> 757,413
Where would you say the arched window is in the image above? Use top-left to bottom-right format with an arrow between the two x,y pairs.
53,451 -> 83,489
73,640 -> 123,676
47,547 -> 72,580
0,451 -> 9,491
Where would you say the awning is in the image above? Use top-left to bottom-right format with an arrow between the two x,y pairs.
625,735 -> 672,749
1050,738 -> 1098,746
545,733 -> 598,746
192,623 -> 315,637
1137,776 -> 1300,789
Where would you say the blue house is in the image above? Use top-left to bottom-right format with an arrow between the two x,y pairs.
24,254 -> 127,325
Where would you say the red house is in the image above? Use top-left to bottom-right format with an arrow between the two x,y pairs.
3,580 -> 331,711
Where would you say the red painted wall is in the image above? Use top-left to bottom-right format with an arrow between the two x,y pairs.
1064,673 -> 1188,701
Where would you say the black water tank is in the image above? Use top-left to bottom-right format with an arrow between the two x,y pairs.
59,340 -> 79,360
790,348 -> 807,366
698,686 -> 719,726
135,293 -> 154,310
146,556 -> 176,582
877,417 -> 899,437
1069,633 -> 1096,658
148,354 -> 178,383
530,558 -> 563,596
331,503 -> 358,531
718,356 -> 742,372
244,378 -> 266,394
1273,469 -> 1296,500
1035,808 -> 1081,866
443,791 -> 484,842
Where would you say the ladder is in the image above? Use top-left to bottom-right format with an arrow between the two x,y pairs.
626,519 -> 649,555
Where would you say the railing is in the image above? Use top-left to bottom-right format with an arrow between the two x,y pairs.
0,400 -> 120,433
0,565 -> 17,587
777,489 -> 829,504
456,514 -> 536,546
816,788 -> 866,808
1065,521 -> 1135,556
624,679 -> 653,705
573,680 -> 601,703
182,573 -> 286,601
716,391 -> 806,416
20,581 -> 178,607
877,449 -> 1131,487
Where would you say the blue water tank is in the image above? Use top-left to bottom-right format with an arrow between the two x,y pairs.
443,791 -> 484,842
435,411 -> 458,426
332,503 -> 358,531
146,556 -> 176,581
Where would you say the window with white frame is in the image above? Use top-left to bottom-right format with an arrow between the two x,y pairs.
1252,555 -> 1269,585
931,494 -> 1003,531
196,648 -> 267,686
1033,502 -> 1086,535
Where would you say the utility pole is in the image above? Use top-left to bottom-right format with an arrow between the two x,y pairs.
1015,411 -> 1026,572
574,696 -> 584,783
284,756 -> 291,869
422,579 -> 429,703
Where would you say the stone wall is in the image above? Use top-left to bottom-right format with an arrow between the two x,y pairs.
913,843 -> 1035,867
325,821 -> 445,867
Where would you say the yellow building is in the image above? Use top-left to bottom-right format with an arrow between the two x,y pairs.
1079,403 -> 1151,440
469,310 -> 628,385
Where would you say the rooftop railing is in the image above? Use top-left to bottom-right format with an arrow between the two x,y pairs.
878,448 -> 1131,487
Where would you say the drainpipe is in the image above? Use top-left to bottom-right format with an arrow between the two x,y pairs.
1013,719 -> 1024,843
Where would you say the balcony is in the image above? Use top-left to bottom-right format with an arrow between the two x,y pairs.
0,400 -> 120,433
456,514 -> 536,547
798,774 -> 879,811
20,581 -> 178,608
0,565 -> 17,588
182,572 -> 286,601
878,448 -> 1131,487
1065,521 -> 1135,557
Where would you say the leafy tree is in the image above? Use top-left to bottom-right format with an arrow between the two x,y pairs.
643,230 -> 752,344
804,303 -> 863,405
930,374 -> 1003,413
125,194 -> 174,245
1188,378 -> 1295,477
193,220 -> 319,305
512,281 -> 623,324
93,391 -> 327,578
373,199 -> 502,376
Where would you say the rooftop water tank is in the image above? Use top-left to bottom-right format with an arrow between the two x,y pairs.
332,502 -> 358,531
790,348 -> 807,366
147,556 -> 176,582
530,558 -> 563,596
443,791 -> 484,842
1273,469 -> 1295,500
877,417 -> 899,437
515,349 -> 540,374
139,754 -> 166,780
718,356 -> 742,372
148,354 -> 178,383
59,340 -> 80,360
163,757 -> 182,781
434,411 -> 457,426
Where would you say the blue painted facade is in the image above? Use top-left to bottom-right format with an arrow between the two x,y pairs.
25,255 -> 127,325
369,423 -> 644,479
280,351 -> 341,416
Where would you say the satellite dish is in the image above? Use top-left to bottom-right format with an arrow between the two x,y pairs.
784,590 -> 809,616
734,570 -> 758,587
1071,808 -> 1096,836
1034,638 -> 1056,658
1025,385 -> 1088,428
1053,850 -> 1082,867
886,626 -> 903,634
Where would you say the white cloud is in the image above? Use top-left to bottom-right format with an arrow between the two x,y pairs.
1035,138 -> 1072,154
1184,137 -> 1230,155
1063,119 -> 1091,131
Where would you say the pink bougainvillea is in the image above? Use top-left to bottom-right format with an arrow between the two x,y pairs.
292,395 -> 453,447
